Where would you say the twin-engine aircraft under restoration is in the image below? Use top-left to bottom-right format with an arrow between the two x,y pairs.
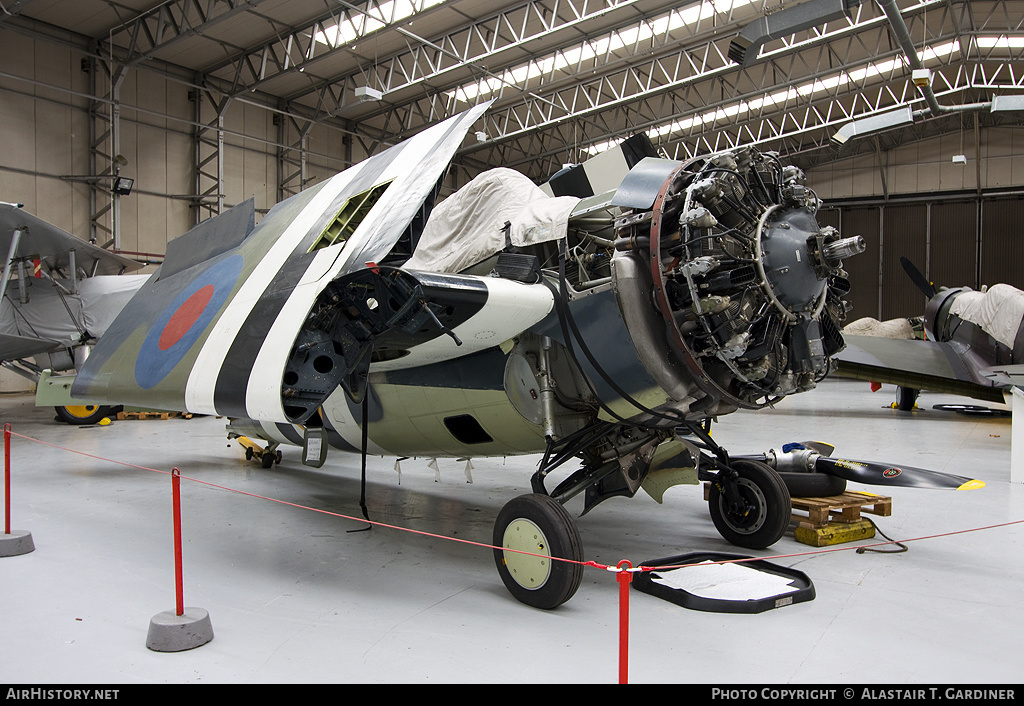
69,105 -> 983,609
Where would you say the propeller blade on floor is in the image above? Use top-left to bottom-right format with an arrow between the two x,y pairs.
814,456 -> 984,490
900,256 -> 937,298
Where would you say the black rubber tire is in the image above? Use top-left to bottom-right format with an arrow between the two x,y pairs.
493,493 -> 585,610
895,386 -> 919,411
54,404 -> 110,425
261,451 -> 275,469
778,471 -> 847,498
708,459 -> 791,549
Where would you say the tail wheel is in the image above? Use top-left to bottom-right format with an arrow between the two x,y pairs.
493,494 -> 584,610
54,404 -> 110,425
708,459 -> 791,549
896,386 -> 919,411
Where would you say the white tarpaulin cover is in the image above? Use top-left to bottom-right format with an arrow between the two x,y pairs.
949,284 -> 1024,349
843,317 -> 917,339
0,274 -> 149,347
403,167 -> 579,274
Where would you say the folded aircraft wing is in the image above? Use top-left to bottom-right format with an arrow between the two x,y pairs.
831,333 -> 1007,404
72,104 -> 491,421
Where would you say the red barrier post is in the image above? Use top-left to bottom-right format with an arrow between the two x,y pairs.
4,423 -> 10,535
617,559 -> 633,684
172,468 -> 184,617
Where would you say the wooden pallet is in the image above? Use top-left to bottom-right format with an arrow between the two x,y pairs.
116,410 -> 182,421
790,491 -> 892,529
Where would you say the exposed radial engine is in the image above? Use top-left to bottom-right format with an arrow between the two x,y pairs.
611,147 -> 864,418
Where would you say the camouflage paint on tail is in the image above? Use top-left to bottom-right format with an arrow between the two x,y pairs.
72,104 -> 491,418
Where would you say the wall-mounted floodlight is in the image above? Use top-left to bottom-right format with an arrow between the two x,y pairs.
112,176 -> 134,195
831,106 -> 915,145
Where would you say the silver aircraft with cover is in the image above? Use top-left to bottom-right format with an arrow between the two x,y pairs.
834,257 -> 1024,411
71,105 -> 983,609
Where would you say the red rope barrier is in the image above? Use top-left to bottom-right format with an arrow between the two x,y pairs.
6,428 -> 1023,572
5,424 -> 1024,685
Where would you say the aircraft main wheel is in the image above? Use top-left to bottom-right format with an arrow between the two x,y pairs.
708,459 -> 791,549
54,404 -> 110,425
493,493 -> 584,610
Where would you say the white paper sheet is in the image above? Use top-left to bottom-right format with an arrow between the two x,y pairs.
650,560 -> 799,601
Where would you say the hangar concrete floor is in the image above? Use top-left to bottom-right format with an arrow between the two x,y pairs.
0,378 -> 1020,685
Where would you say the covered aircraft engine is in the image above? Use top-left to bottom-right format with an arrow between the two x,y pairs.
610,147 -> 863,417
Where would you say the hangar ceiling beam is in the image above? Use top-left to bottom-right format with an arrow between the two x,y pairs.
106,0 -> 275,67
200,0 -> 460,100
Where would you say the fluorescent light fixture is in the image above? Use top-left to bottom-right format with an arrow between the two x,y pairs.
952,154 -> 967,164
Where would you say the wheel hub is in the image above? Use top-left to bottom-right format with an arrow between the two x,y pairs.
723,478 -> 768,534
501,518 -> 551,590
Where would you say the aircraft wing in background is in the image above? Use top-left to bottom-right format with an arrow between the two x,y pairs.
832,333 -> 1008,404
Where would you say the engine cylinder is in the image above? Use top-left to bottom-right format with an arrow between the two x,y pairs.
614,146 -> 859,413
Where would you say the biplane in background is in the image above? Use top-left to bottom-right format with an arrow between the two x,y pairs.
0,202 -> 148,424
52,105 -> 981,609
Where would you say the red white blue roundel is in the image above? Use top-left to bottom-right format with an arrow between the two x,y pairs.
135,255 -> 244,389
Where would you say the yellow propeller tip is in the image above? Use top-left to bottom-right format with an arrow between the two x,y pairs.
957,479 -> 985,490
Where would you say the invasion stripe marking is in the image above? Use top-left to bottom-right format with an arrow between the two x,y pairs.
183,159 -> 374,413
235,106 -> 490,422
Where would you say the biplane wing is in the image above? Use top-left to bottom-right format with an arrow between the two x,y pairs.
0,202 -> 147,370
0,202 -> 143,277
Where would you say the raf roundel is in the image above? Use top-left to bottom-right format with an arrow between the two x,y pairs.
135,255 -> 244,389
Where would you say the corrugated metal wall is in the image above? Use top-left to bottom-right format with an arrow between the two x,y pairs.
881,204 -> 928,320
823,195 -> 1024,325
980,198 -> 1024,290
929,201 -> 978,292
